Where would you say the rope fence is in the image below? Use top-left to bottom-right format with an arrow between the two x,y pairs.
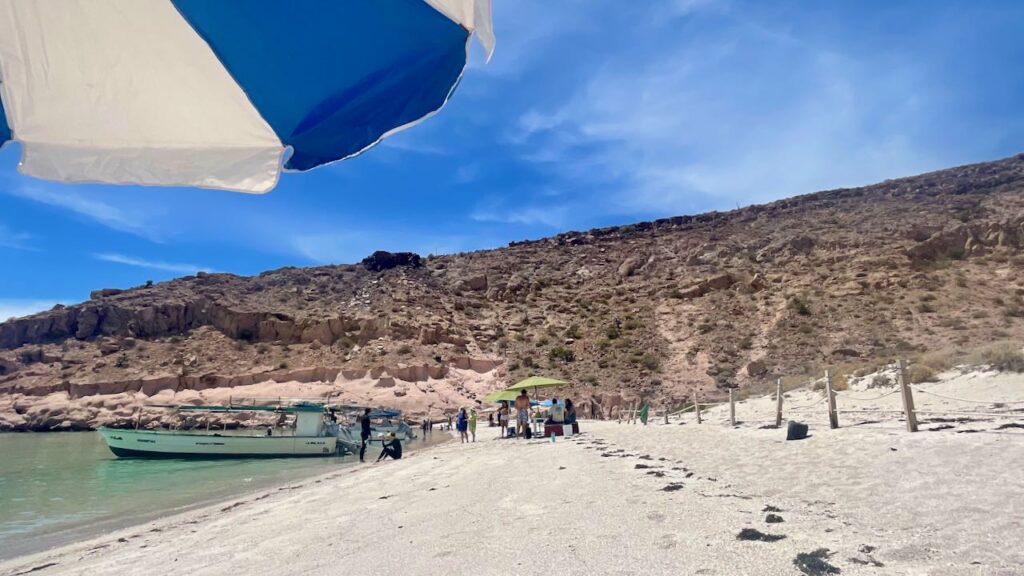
622,358 -> 1024,434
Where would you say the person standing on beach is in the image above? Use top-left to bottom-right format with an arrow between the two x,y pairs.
515,390 -> 530,438
498,401 -> 510,438
456,408 -> 469,443
468,408 -> 478,442
359,407 -> 372,463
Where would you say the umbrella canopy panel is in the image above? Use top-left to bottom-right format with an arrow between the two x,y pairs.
505,376 -> 569,392
0,96 -> 9,145
0,0 -> 493,193
483,390 -> 521,403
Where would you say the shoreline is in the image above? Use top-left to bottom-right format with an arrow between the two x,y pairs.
0,431 -> 453,563
2,416 -> 1021,575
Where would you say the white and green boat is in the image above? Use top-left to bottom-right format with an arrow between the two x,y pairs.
99,401 -> 343,459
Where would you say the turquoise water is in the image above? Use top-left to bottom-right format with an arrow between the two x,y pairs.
0,431 -> 442,559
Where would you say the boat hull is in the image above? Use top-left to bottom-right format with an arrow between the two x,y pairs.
99,428 -> 337,458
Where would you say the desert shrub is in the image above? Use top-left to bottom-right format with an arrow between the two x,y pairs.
606,325 -> 621,340
535,336 -> 549,348
908,364 -> 938,383
522,356 -> 536,369
623,318 -> 642,331
114,354 -> 129,368
256,343 -> 269,354
640,354 -> 661,372
397,344 -> 412,355
278,362 -> 289,370
669,288 -> 684,299
508,362 -> 520,371
565,324 -> 582,339
966,343 -> 1024,372
548,347 -> 575,363
1003,303 -> 1024,318
916,302 -> 935,314
788,297 -> 811,316
868,374 -> 893,388
738,335 -> 753,350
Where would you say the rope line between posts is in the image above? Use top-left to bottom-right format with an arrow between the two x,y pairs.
785,395 -> 828,410
912,387 -> 1024,405
833,389 -> 901,402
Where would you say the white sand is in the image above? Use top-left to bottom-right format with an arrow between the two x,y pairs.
2,372 -> 1022,576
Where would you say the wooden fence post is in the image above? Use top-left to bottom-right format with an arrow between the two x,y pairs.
664,404 -> 670,425
729,388 -> 736,426
897,359 -> 919,432
775,378 -> 784,428
693,391 -> 702,424
825,370 -> 839,429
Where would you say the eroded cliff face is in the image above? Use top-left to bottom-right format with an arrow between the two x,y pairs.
4,154 -> 1024,430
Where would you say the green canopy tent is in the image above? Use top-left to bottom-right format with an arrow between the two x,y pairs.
504,376 -> 568,392
502,376 -> 569,435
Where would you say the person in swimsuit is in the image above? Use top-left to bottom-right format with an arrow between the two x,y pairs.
468,409 -> 478,442
515,390 -> 530,438
498,401 -> 510,437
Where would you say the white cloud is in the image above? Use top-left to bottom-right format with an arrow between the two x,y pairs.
93,253 -> 212,275
0,223 -> 36,251
470,202 -> 570,228
514,11 -> 963,217
7,183 -> 163,241
0,299 -> 69,321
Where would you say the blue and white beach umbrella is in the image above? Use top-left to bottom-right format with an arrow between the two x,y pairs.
0,0 -> 494,193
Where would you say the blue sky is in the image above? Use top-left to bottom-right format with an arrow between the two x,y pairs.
3,0 -> 1024,319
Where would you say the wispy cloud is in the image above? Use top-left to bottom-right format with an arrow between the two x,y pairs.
6,183 -> 162,241
0,223 -> 37,251
470,201 -> 570,228
0,299 -> 69,321
93,253 -> 212,274
513,8 -> 961,217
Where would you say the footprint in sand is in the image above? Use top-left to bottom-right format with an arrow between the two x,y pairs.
646,511 -> 666,523
658,533 -> 678,549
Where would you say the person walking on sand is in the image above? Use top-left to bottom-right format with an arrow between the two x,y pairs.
456,408 -> 469,443
468,408 -> 478,442
359,407 -> 372,463
515,390 -> 530,438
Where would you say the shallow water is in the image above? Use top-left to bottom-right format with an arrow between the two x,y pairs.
0,430 -> 445,559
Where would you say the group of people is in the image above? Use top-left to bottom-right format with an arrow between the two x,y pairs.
492,390 -> 577,439
455,407 -> 478,442
358,407 -> 403,463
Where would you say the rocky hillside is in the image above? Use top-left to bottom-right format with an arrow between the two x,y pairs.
4,154 -> 1024,430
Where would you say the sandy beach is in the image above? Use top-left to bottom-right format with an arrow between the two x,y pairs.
2,371 -> 1022,576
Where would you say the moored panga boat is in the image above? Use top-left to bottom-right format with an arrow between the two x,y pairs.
99,401 -> 340,458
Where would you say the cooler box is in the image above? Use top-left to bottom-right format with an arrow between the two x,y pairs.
543,422 -> 580,437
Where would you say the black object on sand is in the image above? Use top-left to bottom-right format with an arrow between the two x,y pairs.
786,421 -> 809,441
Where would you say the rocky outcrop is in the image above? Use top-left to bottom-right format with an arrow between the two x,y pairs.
905,218 -> 1024,263
674,273 -> 736,300
361,251 -> 424,272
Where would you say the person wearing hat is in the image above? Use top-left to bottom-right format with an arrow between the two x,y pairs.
377,431 -> 403,462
